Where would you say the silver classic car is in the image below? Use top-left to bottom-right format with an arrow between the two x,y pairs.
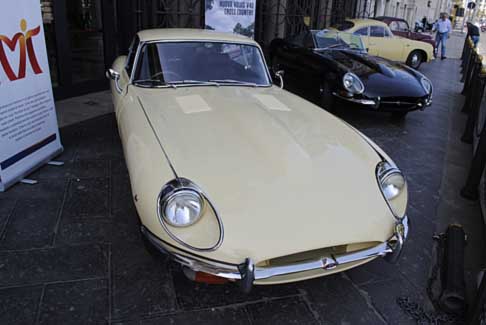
107,29 -> 409,292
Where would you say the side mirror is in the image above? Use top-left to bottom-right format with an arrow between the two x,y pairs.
106,68 -> 123,94
275,70 -> 285,89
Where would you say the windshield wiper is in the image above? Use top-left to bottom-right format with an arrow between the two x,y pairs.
133,79 -> 177,88
209,79 -> 259,87
168,80 -> 220,86
324,43 -> 350,50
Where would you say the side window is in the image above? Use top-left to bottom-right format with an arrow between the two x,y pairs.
353,27 -> 369,36
370,26 -> 385,37
385,27 -> 393,37
125,36 -> 140,76
389,21 -> 399,31
398,21 -> 409,31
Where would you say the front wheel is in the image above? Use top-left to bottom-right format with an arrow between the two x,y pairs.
406,50 -> 424,70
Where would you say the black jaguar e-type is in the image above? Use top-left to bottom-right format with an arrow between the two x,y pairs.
269,30 -> 433,118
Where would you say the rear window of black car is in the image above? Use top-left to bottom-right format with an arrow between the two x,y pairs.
334,21 -> 355,31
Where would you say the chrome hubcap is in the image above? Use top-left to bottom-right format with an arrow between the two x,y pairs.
411,54 -> 419,66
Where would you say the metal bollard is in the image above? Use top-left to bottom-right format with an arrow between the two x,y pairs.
462,36 -> 472,73
462,44 -> 477,93
439,225 -> 466,316
462,55 -> 484,115
461,64 -> 486,200
461,38 -> 473,82
468,270 -> 486,324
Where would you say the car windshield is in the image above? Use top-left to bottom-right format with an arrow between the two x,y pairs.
132,41 -> 271,87
313,30 -> 365,51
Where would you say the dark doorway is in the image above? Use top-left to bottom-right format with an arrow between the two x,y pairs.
42,0 -> 117,100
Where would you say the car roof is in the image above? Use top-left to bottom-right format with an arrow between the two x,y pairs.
137,28 -> 257,44
374,16 -> 406,22
346,18 -> 389,28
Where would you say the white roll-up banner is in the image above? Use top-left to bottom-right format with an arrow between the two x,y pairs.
205,0 -> 256,38
0,0 -> 62,191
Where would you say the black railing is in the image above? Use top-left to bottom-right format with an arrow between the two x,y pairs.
459,33 -> 486,325
119,0 -> 361,52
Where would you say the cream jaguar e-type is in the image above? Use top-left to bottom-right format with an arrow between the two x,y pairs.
107,29 -> 409,292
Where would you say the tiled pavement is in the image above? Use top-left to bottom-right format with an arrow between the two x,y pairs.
1,56 -> 484,324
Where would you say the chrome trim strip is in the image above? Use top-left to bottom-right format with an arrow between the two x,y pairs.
156,178 -> 224,252
142,215 -> 408,282
375,161 -> 408,221
332,92 -> 377,106
137,97 -> 179,178
129,40 -> 144,84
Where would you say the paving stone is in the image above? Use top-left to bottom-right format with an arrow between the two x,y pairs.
346,258 -> 403,286
39,279 -> 109,324
358,274 -> 425,324
111,159 -> 129,177
0,198 -> 16,237
30,160 -> 110,180
113,321 -> 140,325
246,297 -> 317,325
76,136 -> 123,161
57,214 -> 140,245
1,179 -> 67,201
57,218 -> 114,245
141,307 -> 250,325
396,225 -> 435,289
299,274 -> 387,324
172,266 -> 298,310
0,285 -> 43,325
111,242 -> 177,320
111,176 -> 137,218
62,178 -> 110,219
0,244 -> 108,287
1,198 -> 61,249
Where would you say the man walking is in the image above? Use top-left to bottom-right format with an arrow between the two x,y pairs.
434,12 -> 452,60
469,22 -> 481,48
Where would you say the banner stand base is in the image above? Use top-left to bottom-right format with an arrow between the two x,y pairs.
47,160 -> 64,166
0,147 -> 64,192
20,178 -> 38,185
18,160 -> 64,186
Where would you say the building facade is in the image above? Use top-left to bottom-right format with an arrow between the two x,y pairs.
40,0 -> 449,100
375,0 -> 452,25
42,0 -> 370,99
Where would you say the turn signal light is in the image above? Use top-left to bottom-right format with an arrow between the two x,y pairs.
182,267 -> 229,284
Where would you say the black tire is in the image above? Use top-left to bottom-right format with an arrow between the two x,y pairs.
392,111 -> 408,119
406,50 -> 424,69
320,82 -> 335,112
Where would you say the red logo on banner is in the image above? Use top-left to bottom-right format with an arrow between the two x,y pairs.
0,19 -> 43,81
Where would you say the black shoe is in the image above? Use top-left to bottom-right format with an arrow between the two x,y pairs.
441,56 -> 446,60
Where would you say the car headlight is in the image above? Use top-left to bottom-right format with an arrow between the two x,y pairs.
376,161 -> 408,220
420,77 -> 433,95
343,72 -> 365,94
160,188 -> 204,227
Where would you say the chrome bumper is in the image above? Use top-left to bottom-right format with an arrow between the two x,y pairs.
333,92 -> 433,110
333,92 -> 377,106
141,216 -> 409,292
